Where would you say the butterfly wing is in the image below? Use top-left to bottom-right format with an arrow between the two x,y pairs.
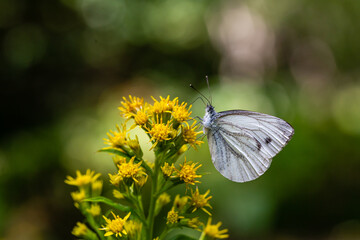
207,110 -> 294,182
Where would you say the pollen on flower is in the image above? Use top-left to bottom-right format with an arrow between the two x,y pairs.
203,218 -> 229,239
104,124 -> 128,149
151,96 -> 177,114
72,222 -> 88,237
65,169 -> 101,187
190,188 -> 212,215
147,118 -> 173,149
166,207 -> 184,224
172,101 -> 192,123
182,121 -> 203,150
118,156 -> 146,182
87,204 -> 101,216
100,211 -> 131,237
118,95 -> 144,118
161,162 -> 175,177
176,157 -> 202,186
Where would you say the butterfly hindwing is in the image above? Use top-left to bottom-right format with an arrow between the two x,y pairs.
207,110 -> 294,182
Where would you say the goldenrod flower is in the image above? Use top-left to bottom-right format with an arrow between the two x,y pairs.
172,101 -> 192,123
174,194 -> 188,210
133,108 -> 149,126
182,121 -> 203,150
157,192 -> 171,206
161,162 -> 175,177
203,218 -> 229,239
127,136 -> 143,157
87,204 -> 101,216
124,220 -> 142,238
151,96 -> 177,114
72,222 -> 88,237
187,217 -> 202,230
91,180 -> 103,196
147,118 -> 173,149
166,207 -> 184,224
113,156 -> 127,166
109,173 -> 123,187
118,95 -> 144,118
135,174 -> 148,187
104,124 -> 128,149
65,169 -> 101,187
177,144 -> 188,155
176,157 -> 202,185
71,189 -> 86,202
113,189 -> 124,199
190,188 -> 212,215
118,156 -> 146,183
100,211 -> 131,237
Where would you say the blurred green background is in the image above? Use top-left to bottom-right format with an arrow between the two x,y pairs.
1,0 -> 360,239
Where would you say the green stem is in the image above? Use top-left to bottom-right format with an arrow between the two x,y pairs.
147,155 -> 160,239
198,231 -> 206,240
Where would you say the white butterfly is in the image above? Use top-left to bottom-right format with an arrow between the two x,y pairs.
201,103 -> 294,182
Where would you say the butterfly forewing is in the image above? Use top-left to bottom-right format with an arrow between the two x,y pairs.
207,110 -> 294,182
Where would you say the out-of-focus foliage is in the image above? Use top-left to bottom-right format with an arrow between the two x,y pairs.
1,0 -> 360,239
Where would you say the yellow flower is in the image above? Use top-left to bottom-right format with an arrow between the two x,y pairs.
190,188 -> 212,215
133,108 -> 149,126
166,207 -> 184,224
71,189 -> 86,202
109,173 -> 123,187
65,169 -> 101,187
118,95 -> 144,118
135,174 -> 148,187
124,220 -> 142,238
100,211 -> 131,237
118,156 -> 146,182
203,218 -> 229,239
113,189 -> 124,199
176,157 -> 202,186
91,180 -> 103,196
147,118 -> 173,149
182,121 -> 203,150
173,194 -> 188,210
87,204 -> 101,216
157,193 -> 171,206
161,162 -> 175,177
187,217 -> 202,230
113,156 -> 127,166
72,222 -> 88,237
151,95 -> 177,114
177,144 -> 188,155
172,101 -> 192,123
127,136 -> 143,157
104,124 -> 128,149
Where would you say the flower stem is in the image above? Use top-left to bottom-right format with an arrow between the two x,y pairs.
147,155 -> 160,239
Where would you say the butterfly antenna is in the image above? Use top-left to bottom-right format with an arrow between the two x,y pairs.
189,84 -> 211,105
206,76 -> 212,104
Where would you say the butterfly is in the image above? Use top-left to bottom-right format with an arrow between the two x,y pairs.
192,80 -> 294,182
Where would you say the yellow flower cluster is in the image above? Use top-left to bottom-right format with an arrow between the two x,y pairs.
66,95 -> 229,240
115,95 -> 203,152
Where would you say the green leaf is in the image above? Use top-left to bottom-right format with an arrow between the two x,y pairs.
83,196 -> 131,212
98,148 -> 128,157
168,234 -> 197,240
